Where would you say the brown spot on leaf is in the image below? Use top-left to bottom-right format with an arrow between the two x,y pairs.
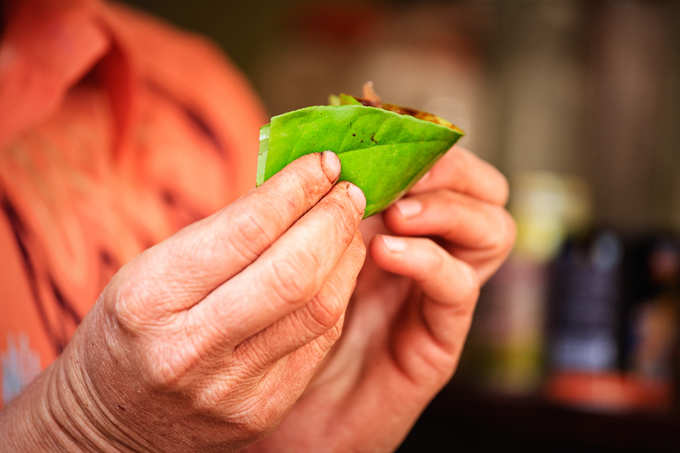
350,96 -> 463,133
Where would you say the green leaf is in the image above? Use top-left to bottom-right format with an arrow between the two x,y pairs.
338,94 -> 362,105
328,94 -> 362,106
257,103 -> 463,217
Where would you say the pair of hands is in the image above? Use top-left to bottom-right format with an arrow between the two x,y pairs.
2,147 -> 514,452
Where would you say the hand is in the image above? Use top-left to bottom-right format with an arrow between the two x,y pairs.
248,146 -> 515,453
0,152 -> 367,452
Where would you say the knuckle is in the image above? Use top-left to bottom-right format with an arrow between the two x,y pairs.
108,286 -> 196,390
191,381 -> 234,416
416,342 -> 459,380
140,334 -> 201,391
450,155 -> 470,191
497,209 -> 517,252
462,270 -> 481,306
439,191 -> 464,233
269,252 -> 318,304
497,173 -> 510,205
109,280 -> 146,332
424,240 -> 446,274
325,186 -> 360,236
108,278 -> 177,334
305,320 -> 345,362
304,289 -> 345,334
236,403 -> 282,437
486,207 -> 516,252
455,263 -> 481,313
229,207 -> 273,262
144,356 -> 184,390
442,188 -> 461,203
320,319 -> 344,347
238,340 -> 273,371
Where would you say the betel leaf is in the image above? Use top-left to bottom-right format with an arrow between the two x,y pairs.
257,95 -> 464,217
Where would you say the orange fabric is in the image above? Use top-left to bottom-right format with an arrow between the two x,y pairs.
0,0 -> 266,405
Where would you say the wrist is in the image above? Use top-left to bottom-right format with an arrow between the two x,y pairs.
39,356 -> 100,451
0,366 -> 59,451
43,349 -> 121,451
42,315 -> 152,451
0,356 -> 98,452
0,317 -> 145,451
3,348 -> 128,452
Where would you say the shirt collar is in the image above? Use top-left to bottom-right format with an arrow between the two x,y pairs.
0,0 -> 138,155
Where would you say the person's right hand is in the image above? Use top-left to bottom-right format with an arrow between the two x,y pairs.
7,152 -> 366,452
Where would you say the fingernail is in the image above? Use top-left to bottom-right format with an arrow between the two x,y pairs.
395,199 -> 422,218
321,151 -> 341,182
382,235 -> 406,252
347,183 -> 366,213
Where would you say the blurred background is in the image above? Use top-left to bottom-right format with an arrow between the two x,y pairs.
124,0 -> 680,451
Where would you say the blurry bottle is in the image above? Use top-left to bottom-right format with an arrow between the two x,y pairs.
545,229 -> 628,410
548,231 -> 623,372
545,232 -> 679,413
625,236 -> 679,411
459,172 -> 590,395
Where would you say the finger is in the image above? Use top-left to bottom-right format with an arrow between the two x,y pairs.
235,311 -> 349,432
384,190 -> 515,255
384,190 -> 515,282
233,231 -> 366,371
409,146 -> 509,206
191,181 -> 365,345
370,235 -> 479,382
113,151 -> 341,313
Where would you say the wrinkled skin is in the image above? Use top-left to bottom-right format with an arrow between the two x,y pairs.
0,147 -> 514,453
1,151 -> 366,452
248,146 -> 515,453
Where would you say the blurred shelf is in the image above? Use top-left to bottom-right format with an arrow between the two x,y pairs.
398,384 -> 680,452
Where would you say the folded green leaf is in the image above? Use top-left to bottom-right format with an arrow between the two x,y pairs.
257,95 -> 463,217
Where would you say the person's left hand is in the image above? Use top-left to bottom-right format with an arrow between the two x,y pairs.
246,146 -> 516,453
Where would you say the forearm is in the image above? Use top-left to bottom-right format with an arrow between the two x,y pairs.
0,360 -> 84,451
0,344 -> 136,452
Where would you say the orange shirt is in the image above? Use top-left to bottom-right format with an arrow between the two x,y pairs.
0,0 -> 266,405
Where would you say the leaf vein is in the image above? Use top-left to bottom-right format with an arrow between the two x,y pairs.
338,140 -> 453,156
